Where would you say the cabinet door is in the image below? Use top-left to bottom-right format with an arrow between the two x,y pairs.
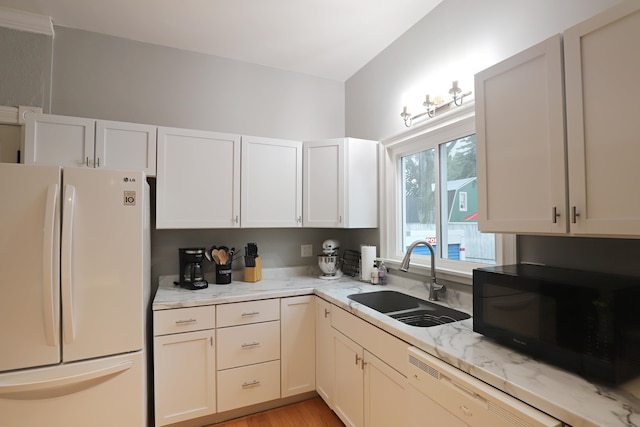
153,329 -> 216,426
303,140 -> 344,227
564,2 -> 640,236
241,136 -> 302,227
281,295 -> 316,397
333,330 -> 364,427
95,120 -> 157,176
364,351 -> 407,427
156,127 -> 240,228
24,113 -> 95,167
315,297 -> 334,408
475,35 -> 567,234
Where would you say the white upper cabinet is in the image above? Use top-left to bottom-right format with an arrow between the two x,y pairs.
564,1 -> 640,236
95,120 -> 157,176
303,138 -> 378,228
24,113 -> 157,176
476,0 -> 640,237
24,113 -> 95,168
156,127 -> 241,229
241,136 -> 302,228
476,35 -> 566,235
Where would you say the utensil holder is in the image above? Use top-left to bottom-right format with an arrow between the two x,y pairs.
244,256 -> 262,282
215,264 -> 232,284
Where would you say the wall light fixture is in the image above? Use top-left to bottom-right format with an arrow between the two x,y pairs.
400,81 -> 472,127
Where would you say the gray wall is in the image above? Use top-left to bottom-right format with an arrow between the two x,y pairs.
51,27 -> 344,141
0,27 -> 52,111
345,0 -> 640,277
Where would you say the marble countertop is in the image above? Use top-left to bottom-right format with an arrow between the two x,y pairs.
153,268 -> 640,427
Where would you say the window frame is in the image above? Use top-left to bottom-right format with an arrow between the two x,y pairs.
379,102 -> 516,284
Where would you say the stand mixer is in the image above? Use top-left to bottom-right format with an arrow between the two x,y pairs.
318,239 -> 343,280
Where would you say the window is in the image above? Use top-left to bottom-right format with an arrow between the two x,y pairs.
381,109 -> 514,280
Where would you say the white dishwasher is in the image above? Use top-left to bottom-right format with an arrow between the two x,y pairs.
407,347 -> 563,427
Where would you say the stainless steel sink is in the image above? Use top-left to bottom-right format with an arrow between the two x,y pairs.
347,290 -> 470,327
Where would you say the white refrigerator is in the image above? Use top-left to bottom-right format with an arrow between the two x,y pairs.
0,164 -> 150,427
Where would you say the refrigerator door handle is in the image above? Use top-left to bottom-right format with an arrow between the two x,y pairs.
0,360 -> 133,399
42,184 -> 59,347
61,184 -> 76,344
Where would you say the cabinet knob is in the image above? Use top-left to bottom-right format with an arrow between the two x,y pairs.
572,206 -> 580,224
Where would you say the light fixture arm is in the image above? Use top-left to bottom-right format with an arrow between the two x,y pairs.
400,80 -> 472,127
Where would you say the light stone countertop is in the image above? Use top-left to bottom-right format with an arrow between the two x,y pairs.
153,267 -> 640,427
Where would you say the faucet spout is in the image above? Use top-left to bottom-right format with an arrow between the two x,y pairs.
399,240 -> 445,301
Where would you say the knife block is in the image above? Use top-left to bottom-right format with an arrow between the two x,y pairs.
244,256 -> 262,282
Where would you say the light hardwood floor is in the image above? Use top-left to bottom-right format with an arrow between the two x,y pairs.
207,397 -> 344,427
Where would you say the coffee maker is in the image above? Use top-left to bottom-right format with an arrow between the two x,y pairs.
178,248 -> 208,289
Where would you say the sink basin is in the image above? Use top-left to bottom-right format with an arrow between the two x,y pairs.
347,290 -> 470,327
347,290 -> 421,313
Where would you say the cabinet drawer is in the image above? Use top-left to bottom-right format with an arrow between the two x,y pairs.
153,305 -> 216,336
217,299 -> 280,327
217,360 -> 281,412
217,321 -> 280,370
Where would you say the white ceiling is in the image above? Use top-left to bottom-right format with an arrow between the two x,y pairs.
0,0 -> 443,82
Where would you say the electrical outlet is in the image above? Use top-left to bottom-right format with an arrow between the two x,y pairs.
301,244 -> 313,257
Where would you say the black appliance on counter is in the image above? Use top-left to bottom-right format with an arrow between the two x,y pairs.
473,264 -> 640,384
178,248 -> 208,290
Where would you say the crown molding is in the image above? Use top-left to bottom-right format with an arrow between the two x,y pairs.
0,6 -> 54,36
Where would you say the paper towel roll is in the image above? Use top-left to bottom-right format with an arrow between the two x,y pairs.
360,245 -> 377,281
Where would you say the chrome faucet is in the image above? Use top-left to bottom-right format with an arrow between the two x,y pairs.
399,240 -> 445,301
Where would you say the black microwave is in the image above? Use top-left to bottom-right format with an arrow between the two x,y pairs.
473,264 -> 640,384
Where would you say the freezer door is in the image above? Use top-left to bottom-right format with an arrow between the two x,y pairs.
61,167 -> 147,362
0,351 -> 146,427
0,164 -> 61,372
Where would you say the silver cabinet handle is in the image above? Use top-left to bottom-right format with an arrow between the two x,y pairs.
242,380 -> 260,388
241,311 -> 260,317
175,318 -> 196,325
355,354 -> 362,366
96,157 -> 100,167
571,206 -> 580,224
324,308 -> 330,318
552,206 -> 560,223
241,341 -> 260,348
86,157 -> 90,167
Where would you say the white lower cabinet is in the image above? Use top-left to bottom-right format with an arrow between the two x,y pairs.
333,330 -> 365,427
216,299 -> 282,412
281,295 -> 316,397
364,350 -> 407,427
153,306 -> 216,427
331,305 -> 408,427
315,296 -> 334,407
217,360 -> 281,412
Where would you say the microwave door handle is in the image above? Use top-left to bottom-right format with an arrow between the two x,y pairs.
490,294 -> 538,311
42,184 -> 59,347
61,184 -> 77,344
